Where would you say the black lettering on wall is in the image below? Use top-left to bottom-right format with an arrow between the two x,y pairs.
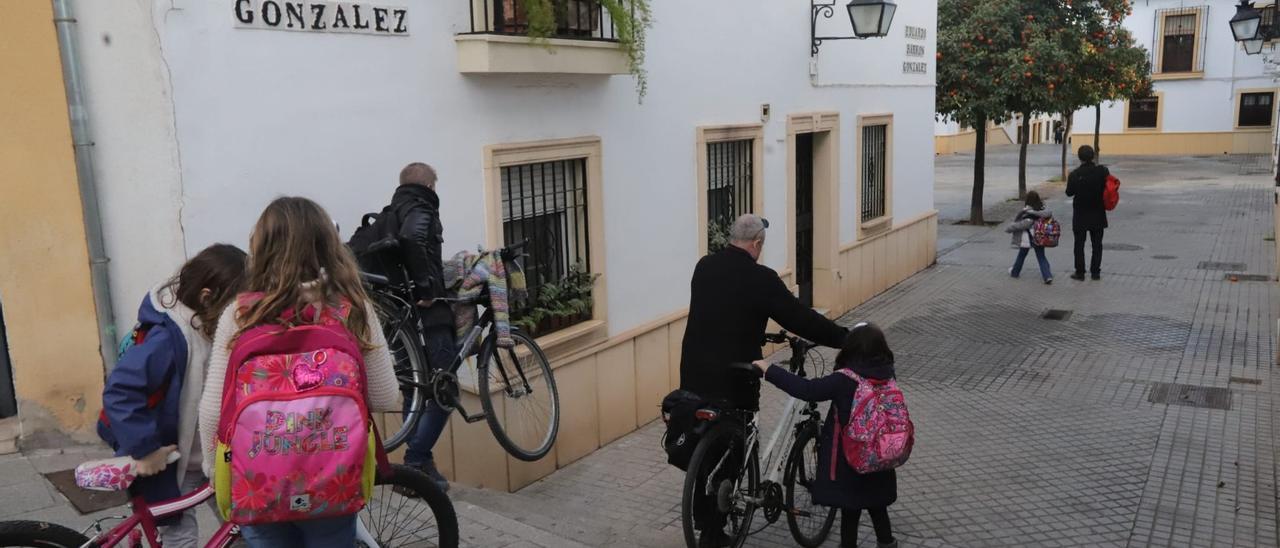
310,3 -> 328,30
234,0 -> 254,24
373,7 -> 389,32
352,4 -> 370,29
284,2 -> 305,29
261,0 -> 282,27
332,4 -> 350,28
392,9 -> 408,33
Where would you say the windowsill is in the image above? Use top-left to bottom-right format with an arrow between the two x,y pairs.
1124,126 -> 1160,132
456,319 -> 607,396
455,34 -> 629,75
860,216 -> 893,238
1151,71 -> 1203,81
1234,126 -> 1274,132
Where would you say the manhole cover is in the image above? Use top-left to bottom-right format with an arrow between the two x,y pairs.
1152,255 -> 1177,260
43,469 -> 128,514
1041,309 -> 1073,321
1103,243 -> 1143,251
1199,261 -> 1248,271
1225,273 -> 1272,282
1229,376 -> 1262,385
1148,383 -> 1232,410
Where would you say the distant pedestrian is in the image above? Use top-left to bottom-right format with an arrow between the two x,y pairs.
754,323 -> 901,548
1053,126 -> 1063,144
1065,145 -> 1109,280
1005,191 -> 1055,284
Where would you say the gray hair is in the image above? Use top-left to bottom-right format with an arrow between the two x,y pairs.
729,214 -> 769,243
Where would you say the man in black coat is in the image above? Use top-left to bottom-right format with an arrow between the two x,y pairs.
384,162 -> 455,491
1065,145 -> 1110,281
679,214 -> 849,547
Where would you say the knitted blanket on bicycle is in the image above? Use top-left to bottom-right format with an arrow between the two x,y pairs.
444,250 -> 514,348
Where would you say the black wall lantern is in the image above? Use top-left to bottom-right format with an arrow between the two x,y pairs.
812,0 -> 897,56
1230,0 -> 1276,55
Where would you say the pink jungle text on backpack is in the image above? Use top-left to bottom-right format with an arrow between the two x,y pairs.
833,369 -> 914,477
213,295 -> 377,525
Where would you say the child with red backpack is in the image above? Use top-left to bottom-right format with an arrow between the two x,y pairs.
97,244 -> 248,547
754,322 -> 909,548
198,197 -> 402,547
1005,191 -> 1057,284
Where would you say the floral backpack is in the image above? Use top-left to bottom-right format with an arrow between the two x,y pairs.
832,370 -> 914,477
213,294 -> 377,525
1030,217 -> 1061,248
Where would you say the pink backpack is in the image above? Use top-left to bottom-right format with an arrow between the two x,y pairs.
213,295 -> 377,525
1030,217 -> 1061,248
832,370 -> 914,477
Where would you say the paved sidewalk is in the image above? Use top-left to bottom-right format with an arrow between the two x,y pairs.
448,154 -> 1279,547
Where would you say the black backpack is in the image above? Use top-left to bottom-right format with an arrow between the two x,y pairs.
347,207 -> 403,277
661,389 -> 707,471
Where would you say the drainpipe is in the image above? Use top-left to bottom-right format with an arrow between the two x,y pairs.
52,0 -> 117,369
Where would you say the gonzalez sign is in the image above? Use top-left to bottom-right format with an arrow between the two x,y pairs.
234,0 -> 409,36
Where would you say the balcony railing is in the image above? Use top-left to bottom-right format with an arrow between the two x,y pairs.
466,0 -> 631,42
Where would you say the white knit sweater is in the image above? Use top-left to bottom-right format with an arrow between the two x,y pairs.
198,301 -> 402,477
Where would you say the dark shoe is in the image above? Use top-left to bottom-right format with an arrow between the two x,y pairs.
1044,278 -> 1053,285
698,529 -> 733,548
1070,272 -> 1086,281
877,540 -> 899,548
1008,267 -> 1019,279
1091,273 -> 1101,280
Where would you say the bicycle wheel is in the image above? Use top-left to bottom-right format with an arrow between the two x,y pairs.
358,464 -> 459,548
0,521 -> 89,547
376,308 -> 429,452
680,422 -> 759,548
478,329 -> 560,461
784,427 -> 836,547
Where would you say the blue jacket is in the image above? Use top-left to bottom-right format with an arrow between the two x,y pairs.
98,294 -> 189,503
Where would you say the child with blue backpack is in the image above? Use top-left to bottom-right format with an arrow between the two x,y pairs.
754,322 -> 905,548
98,244 -> 249,547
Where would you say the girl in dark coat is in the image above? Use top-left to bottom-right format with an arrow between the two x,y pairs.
757,322 -> 899,548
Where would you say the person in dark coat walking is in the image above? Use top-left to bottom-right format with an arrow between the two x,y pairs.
1065,145 -> 1110,281
680,214 -> 849,548
755,322 -> 900,548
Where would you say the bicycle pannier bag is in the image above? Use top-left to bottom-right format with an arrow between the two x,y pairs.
660,390 -> 704,471
833,370 -> 914,477
214,294 -> 377,525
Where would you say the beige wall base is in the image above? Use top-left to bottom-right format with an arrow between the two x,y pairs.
935,126 -> 1014,155
442,212 -> 938,492
1070,130 -> 1273,156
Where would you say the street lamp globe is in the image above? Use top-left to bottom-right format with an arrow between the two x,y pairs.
1231,0 -> 1263,42
1244,37 -> 1266,55
847,0 -> 897,38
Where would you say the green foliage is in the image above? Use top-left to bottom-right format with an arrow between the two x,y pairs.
511,264 -> 598,335
707,219 -> 731,254
517,0 -> 653,99
936,0 -> 1021,128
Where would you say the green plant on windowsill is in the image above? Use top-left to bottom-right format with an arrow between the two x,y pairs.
512,265 -> 599,336
517,0 -> 653,98
708,219 -> 732,254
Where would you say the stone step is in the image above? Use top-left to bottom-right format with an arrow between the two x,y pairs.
0,417 -> 19,456
452,485 -> 621,546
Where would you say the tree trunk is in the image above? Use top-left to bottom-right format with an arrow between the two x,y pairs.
1061,112 -> 1072,181
1093,104 -> 1102,162
971,116 -> 987,225
1018,112 -> 1030,200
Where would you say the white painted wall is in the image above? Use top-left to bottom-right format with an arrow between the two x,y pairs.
82,0 -> 937,338
1073,0 -> 1277,134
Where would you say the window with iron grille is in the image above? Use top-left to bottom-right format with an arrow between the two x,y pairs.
1239,92 -> 1275,127
861,124 -> 888,223
1154,7 -> 1205,74
706,139 -> 754,248
1128,96 -> 1159,129
469,0 -> 629,41
500,159 -> 591,311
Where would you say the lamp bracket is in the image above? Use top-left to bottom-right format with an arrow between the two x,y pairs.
812,0 -> 866,56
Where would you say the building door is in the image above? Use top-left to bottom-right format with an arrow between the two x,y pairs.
0,299 -> 17,418
795,133 -> 815,308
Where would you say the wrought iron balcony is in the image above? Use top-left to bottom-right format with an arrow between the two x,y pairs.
465,0 -> 631,42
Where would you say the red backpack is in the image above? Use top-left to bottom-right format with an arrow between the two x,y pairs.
1103,174 -> 1121,211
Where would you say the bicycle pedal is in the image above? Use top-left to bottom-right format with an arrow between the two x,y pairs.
462,412 -> 488,424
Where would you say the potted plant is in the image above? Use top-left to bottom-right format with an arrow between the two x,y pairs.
513,265 -> 599,336
502,0 -> 653,98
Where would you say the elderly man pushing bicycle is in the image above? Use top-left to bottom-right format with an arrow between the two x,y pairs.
678,214 -> 849,548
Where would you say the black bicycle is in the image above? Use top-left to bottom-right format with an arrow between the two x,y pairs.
362,243 -> 560,462
680,332 -> 837,548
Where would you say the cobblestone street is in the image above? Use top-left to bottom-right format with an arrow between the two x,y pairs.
452,152 -> 1280,547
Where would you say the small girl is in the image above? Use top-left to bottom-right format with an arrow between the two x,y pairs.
198,197 -> 402,546
1006,190 -> 1055,284
757,322 -> 899,548
98,243 -> 248,547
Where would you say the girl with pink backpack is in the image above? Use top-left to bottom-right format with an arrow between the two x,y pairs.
198,197 -> 402,547
755,322 -> 907,548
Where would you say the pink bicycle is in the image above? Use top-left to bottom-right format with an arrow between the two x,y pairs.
0,462 -> 458,547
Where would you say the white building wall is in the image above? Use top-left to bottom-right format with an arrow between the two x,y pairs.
79,0 -> 936,338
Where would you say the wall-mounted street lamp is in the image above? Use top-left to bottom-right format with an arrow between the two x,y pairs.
1230,0 -> 1276,55
811,0 -> 896,56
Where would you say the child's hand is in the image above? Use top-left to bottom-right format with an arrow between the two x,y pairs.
134,445 -> 178,477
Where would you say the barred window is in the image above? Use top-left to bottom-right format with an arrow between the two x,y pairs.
1128,97 -> 1159,129
1154,7 -> 1205,74
1240,92 -> 1275,127
861,124 -> 888,223
500,159 -> 590,303
706,139 -> 754,248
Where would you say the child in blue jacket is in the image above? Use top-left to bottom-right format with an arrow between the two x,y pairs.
98,244 -> 247,547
